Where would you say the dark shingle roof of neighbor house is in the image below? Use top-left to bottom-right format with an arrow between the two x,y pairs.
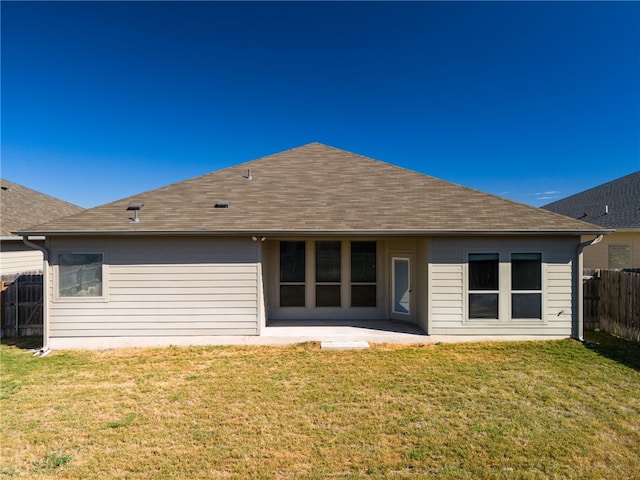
542,171 -> 640,230
1,179 -> 83,238
17,143 -> 609,236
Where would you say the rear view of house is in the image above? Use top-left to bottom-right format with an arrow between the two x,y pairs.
16,143 -> 609,349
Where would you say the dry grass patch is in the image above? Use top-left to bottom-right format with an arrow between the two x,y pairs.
1,335 -> 639,479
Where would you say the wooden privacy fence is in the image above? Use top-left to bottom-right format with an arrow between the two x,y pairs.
584,269 -> 640,342
1,273 -> 43,338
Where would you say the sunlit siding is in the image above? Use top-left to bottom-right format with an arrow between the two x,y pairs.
0,242 -> 43,275
429,236 -> 577,336
48,236 -> 260,338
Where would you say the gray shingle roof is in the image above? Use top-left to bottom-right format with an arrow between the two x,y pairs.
542,171 -> 640,230
1,179 -> 83,238
17,143 -> 608,236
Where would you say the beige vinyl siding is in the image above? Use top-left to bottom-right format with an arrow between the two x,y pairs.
581,232 -> 640,269
428,262 -> 464,326
428,236 -> 577,336
48,236 -> 260,338
0,241 -> 44,275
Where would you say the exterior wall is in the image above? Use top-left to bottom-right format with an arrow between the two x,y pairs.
428,236 -> 577,336
581,232 -> 640,269
0,241 -> 44,276
43,234 -> 583,346
47,236 -> 261,344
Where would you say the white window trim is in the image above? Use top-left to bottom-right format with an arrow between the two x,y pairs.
53,250 -> 109,303
463,249 -> 546,324
510,252 -> 544,321
467,253 -> 500,321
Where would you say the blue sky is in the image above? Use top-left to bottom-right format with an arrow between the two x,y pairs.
2,1 -> 639,209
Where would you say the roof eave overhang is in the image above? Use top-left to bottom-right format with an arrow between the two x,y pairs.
609,227 -> 640,233
2,235 -> 45,241
15,229 -> 615,237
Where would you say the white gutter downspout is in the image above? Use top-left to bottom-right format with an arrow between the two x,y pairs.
21,237 -> 50,354
575,235 -> 603,341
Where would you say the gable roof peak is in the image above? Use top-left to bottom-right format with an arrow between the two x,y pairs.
15,146 -> 609,236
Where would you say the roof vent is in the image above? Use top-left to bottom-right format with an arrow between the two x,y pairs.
1,185 -> 9,191
214,200 -> 230,209
127,202 -> 144,223
243,169 -> 252,180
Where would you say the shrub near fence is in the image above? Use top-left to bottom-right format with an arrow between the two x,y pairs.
584,269 -> 640,342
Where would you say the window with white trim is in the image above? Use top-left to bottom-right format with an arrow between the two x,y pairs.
511,253 -> 542,319
58,253 -> 103,297
468,253 -> 499,319
467,251 -> 544,321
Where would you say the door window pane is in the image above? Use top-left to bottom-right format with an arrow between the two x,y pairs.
280,241 -> 305,282
469,254 -> 499,290
512,253 -> 541,290
393,258 -> 410,314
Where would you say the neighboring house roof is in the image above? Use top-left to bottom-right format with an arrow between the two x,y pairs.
1,179 -> 84,239
542,171 -> 640,230
17,143 -> 608,236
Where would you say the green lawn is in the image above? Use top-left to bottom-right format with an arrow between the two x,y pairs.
1,334 -> 639,479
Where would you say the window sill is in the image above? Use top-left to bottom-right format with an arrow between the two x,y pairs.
53,295 -> 109,303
